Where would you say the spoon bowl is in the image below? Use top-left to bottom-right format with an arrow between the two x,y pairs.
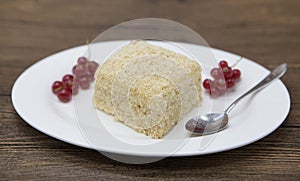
185,113 -> 228,135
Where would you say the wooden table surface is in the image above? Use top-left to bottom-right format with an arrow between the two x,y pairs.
1,0 -> 299,180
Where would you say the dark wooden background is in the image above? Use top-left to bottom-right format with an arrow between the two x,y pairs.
1,0 -> 299,180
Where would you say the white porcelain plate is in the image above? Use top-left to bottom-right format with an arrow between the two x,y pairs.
12,41 -> 290,157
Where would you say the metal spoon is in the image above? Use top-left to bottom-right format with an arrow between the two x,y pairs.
185,63 -> 287,136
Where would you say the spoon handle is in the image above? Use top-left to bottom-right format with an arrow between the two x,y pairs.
225,63 -> 287,114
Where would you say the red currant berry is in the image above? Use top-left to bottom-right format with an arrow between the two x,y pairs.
222,66 -> 233,79
226,78 -> 235,88
219,60 -> 228,68
62,74 -> 74,85
57,89 -> 72,103
74,64 -> 86,77
52,81 -> 64,94
209,86 -> 221,97
77,57 -> 88,65
211,68 -> 223,79
202,79 -> 212,90
232,69 -> 241,81
77,76 -> 90,89
214,79 -> 227,92
86,61 -> 99,75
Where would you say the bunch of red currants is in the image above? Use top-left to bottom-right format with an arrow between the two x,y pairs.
202,60 -> 241,97
51,57 -> 99,103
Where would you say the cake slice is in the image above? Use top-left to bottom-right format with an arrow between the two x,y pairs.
93,40 -> 202,138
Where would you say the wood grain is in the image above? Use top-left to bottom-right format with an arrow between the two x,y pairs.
1,0 -> 299,180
